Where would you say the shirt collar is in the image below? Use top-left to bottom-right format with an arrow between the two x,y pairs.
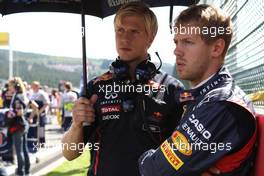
191,73 -> 216,89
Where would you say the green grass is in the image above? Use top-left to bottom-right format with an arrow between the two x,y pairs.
46,150 -> 90,176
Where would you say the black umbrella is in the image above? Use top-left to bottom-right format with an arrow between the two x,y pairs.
0,0 -> 199,96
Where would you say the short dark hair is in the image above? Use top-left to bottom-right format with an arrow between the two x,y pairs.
174,4 -> 233,57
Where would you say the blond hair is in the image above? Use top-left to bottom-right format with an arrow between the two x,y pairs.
9,77 -> 26,93
31,81 -> 40,87
64,81 -> 73,91
114,2 -> 158,41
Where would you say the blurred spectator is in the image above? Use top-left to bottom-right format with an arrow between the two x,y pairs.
2,83 -> 12,108
42,85 -> 49,93
7,77 -> 30,176
1,83 -> 15,165
61,82 -> 77,131
23,81 -> 33,100
30,81 -> 50,145
50,89 -> 60,116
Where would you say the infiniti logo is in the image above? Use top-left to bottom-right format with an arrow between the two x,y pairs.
105,92 -> 118,100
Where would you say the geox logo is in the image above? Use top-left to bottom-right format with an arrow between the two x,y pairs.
102,114 -> 120,120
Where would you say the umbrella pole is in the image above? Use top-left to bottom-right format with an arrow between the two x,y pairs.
81,1 -> 91,126
81,1 -> 88,97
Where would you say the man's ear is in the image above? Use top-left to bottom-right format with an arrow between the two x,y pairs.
211,38 -> 225,58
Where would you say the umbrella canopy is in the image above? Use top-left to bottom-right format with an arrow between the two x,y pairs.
0,0 -> 199,96
0,0 -> 199,17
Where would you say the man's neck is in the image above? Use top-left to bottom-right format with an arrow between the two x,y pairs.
190,64 -> 223,88
124,54 -> 149,81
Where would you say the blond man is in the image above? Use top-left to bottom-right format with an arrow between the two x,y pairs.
62,2 -> 184,176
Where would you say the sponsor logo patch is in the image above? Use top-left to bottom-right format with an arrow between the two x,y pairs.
100,99 -> 121,105
105,92 -> 118,100
161,140 -> 184,170
182,122 -> 204,144
180,92 -> 194,102
102,114 -> 120,120
153,112 -> 163,119
189,114 -> 211,140
171,131 -> 192,156
101,105 -> 121,114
